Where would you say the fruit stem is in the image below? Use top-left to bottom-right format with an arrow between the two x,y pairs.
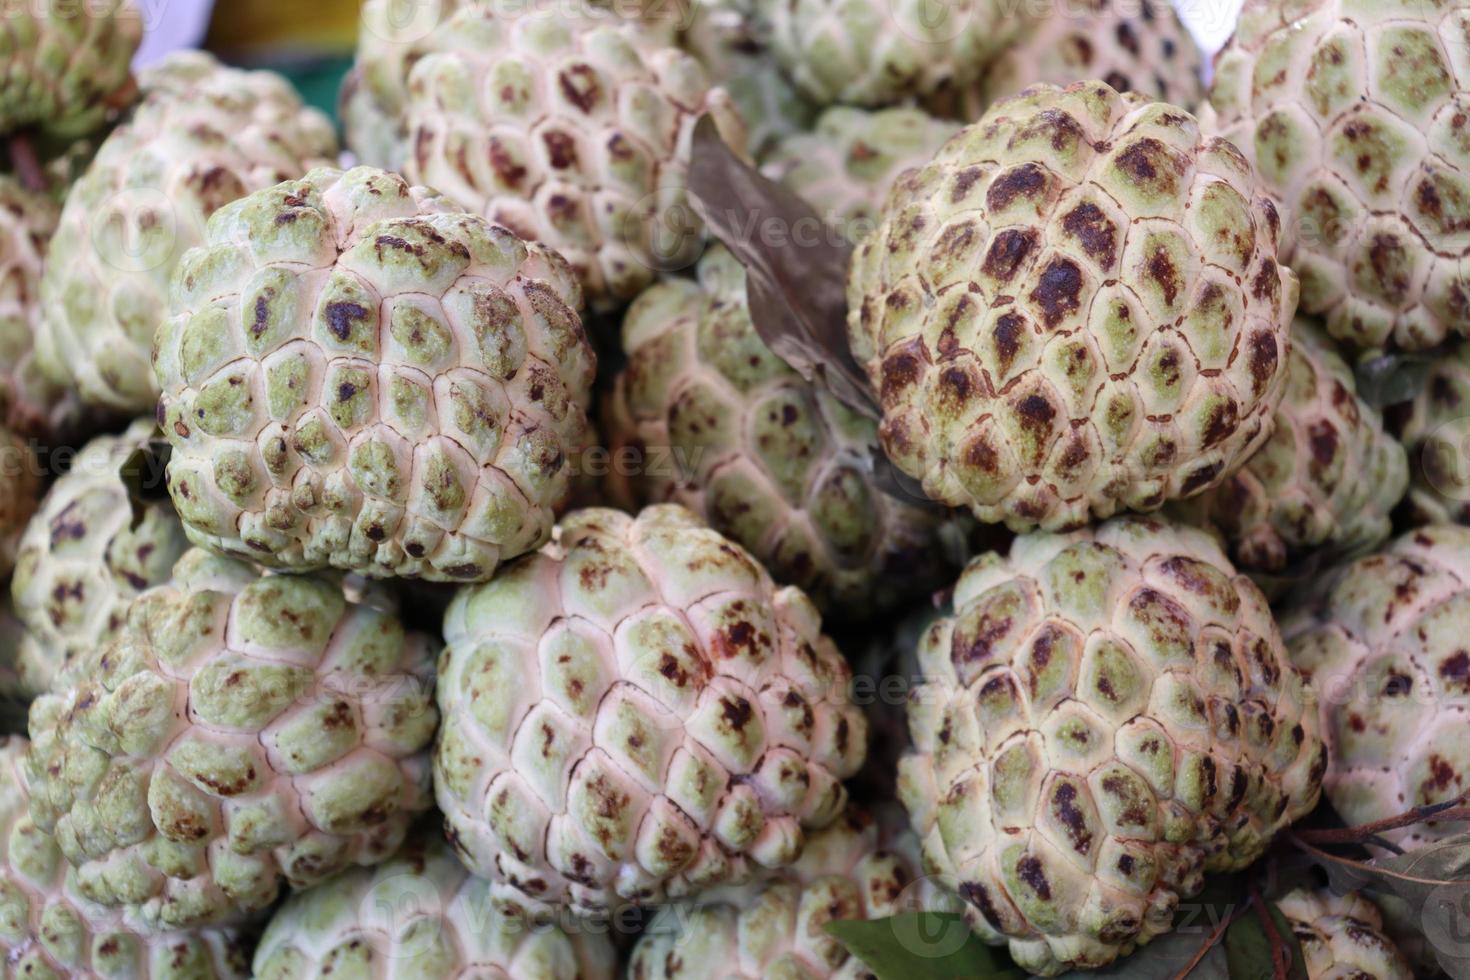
1293,790 -> 1470,845
1247,883 -> 1290,980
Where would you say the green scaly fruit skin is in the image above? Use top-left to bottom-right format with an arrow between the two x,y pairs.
11,419 -> 189,699
252,829 -> 616,979
679,0 -> 816,159
765,106 -> 960,243
1276,888 -> 1412,980
0,736 -> 250,978
1394,336 -> 1470,524
1203,0 -> 1470,352
848,82 -> 1299,531
1283,525 -> 1470,852
605,245 -> 956,617
404,6 -> 747,308
902,515 -> 1326,975
36,51 -> 339,416
0,0 -> 141,138
967,0 -> 1205,113
1170,318 -> 1407,578
435,506 -> 868,919
759,0 -> 1020,107
154,165 -> 596,583
24,548 -> 440,931
630,809 -> 962,979
0,175 -> 83,444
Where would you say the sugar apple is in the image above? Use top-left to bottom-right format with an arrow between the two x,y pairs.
23,547 -> 441,929
153,165 -> 597,582
900,515 -> 1326,975
403,6 -> 747,307
629,809 -> 957,979
10,419 -> 188,699
758,0 -> 1014,107
0,736 -> 251,978
0,0 -> 142,139
1170,318 -> 1407,575
967,0 -> 1204,113
435,505 -> 868,918
1283,524 -> 1470,850
35,51 -> 339,416
604,245 -> 956,615
680,0 -> 816,159
1392,336 -> 1470,524
847,82 -> 1300,531
1276,887 -> 1412,980
340,0 -> 469,171
252,827 -> 616,979
0,174 -> 83,444
0,427 -> 40,580
1203,0 -> 1470,352
765,107 -> 959,244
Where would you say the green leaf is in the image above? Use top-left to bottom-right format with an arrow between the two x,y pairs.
1355,348 -> 1438,408
824,913 -> 1024,980
1224,902 -> 1307,980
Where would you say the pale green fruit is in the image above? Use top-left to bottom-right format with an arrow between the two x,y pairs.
0,0 -> 142,138
1277,888 -> 1412,980
435,506 -> 868,918
1204,0 -> 1470,351
847,82 -> 1299,530
766,106 -> 959,243
680,0 -> 816,158
10,419 -> 189,698
1171,318 -> 1407,575
902,515 -> 1326,975
24,549 -> 440,929
605,245 -> 958,615
252,828 -> 616,979
36,51 -> 339,415
1394,337 -> 1470,524
404,6 -> 747,307
631,810 -> 962,979
1283,525 -> 1470,852
153,166 -> 596,582
0,736 -> 250,978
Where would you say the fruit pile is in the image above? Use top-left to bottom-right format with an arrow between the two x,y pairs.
0,0 -> 1463,976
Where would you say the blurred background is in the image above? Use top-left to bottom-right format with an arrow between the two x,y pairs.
141,0 -> 1248,126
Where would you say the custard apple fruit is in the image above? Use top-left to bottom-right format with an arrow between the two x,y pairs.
1283,524 -> 1470,850
604,244 -> 957,615
680,0 -> 816,158
968,0 -> 1204,112
1170,318 -> 1407,575
629,809 -> 956,979
766,106 -> 958,244
758,0 -> 1015,107
253,828 -> 616,980
24,548 -> 440,929
901,515 -> 1326,974
0,736 -> 251,978
153,165 -> 597,582
435,505 -> 868,918
1393,336 -> 1470,524
847,82 -> 1300,530
0,174 -> 83,444
36,51 -> 339,415
340,0 -> 468,171
1277,887 -> 1412,980
10,419 -> 188,699
0,0 -> 142,139
1203,0 -> 1470,351
404,6 -> 747,307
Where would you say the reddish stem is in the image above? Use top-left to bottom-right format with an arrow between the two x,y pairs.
1293,791 -> 1470,846
8,133 -> 44,194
